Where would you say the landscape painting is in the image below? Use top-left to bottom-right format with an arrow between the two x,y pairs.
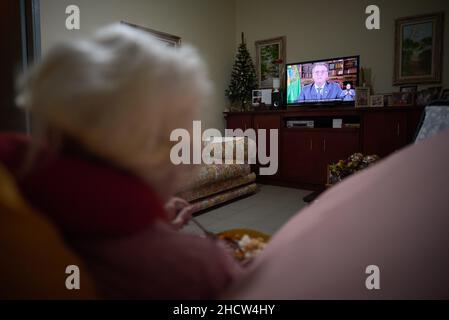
255,37 -> 286,89
401,21 -> 433,77
394,13 -> 443,85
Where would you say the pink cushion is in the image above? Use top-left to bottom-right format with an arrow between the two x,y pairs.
225,129 -> 449,299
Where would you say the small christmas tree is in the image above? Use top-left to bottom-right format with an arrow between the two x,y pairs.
225,33 -> 257,111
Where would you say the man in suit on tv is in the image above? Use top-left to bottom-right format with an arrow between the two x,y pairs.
298,62 -> 342,102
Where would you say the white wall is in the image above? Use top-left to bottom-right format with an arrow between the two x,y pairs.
236,0 -> 449,94
40,0 -> 236,131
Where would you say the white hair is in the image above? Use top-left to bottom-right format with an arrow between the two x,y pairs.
16,23 -> 211,197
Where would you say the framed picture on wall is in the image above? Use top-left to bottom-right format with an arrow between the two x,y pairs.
120,21 -> 181,47
393,12 -> 444,85
255,36 -> 286,89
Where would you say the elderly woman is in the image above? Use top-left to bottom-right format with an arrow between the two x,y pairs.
13,24 -> 240,299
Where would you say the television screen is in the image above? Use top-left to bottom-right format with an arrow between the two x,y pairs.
286,56 -> 359,106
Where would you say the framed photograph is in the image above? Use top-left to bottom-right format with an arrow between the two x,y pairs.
441,89 -> 449,100
252,90 -> 262,107
120,21 -> 181,47
252,88 -> 272,107
392,92 -> 415,106
255,36 -> 286,89
416,86 -> 442,105
355,87 -> 370,108
370,95 -> 384,107
429,86 -> 442,98
400,85 -> 418,92
383,94 -> 394,106
393,12 -> 444,85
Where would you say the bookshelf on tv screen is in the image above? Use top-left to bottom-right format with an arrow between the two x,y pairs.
286,56 -> 359,106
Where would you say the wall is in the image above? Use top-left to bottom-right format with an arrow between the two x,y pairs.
236,0 -> 449,94
39,0 -> 236,131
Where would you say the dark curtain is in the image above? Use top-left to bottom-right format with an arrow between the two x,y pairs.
0,0 -> 40,132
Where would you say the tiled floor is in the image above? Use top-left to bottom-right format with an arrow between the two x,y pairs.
182,184 -> 311,236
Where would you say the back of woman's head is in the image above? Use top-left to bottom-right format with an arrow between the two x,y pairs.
17,23 -> 211,197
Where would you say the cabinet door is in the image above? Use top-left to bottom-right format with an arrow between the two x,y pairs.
319,130 -> 360,184
281,131 -> 320,184
254,115 -> 280,177
407,109 -> 424,142
226,114 -> 253,131
363,112 -> 407,157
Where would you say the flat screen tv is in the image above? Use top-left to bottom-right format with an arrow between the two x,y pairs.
286,55 -> 359,106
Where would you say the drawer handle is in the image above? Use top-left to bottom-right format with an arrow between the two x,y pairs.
397,123 -> 400,137
310,139 -> 313,150
323,139 -> 326,152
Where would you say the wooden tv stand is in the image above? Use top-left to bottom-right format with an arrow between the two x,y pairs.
224,105 -> 423,190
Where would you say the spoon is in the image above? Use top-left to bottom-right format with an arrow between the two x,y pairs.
190,217 -> 217,239
190,217 -> 240,248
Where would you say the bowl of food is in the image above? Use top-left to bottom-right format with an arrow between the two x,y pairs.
217,229 -> 270,263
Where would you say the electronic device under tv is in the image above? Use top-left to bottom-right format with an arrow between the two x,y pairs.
286,55 -> 359,107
